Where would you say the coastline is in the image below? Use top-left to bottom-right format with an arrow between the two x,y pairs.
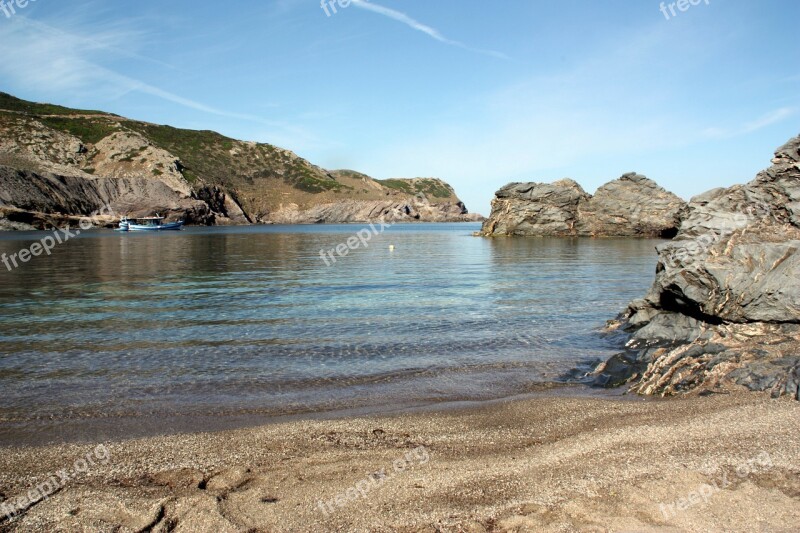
1,391 -> 798,532
0,219 -> 487,233
0,381 -> 609,448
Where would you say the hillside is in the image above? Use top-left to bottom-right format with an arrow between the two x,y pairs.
0,92 -> 481,229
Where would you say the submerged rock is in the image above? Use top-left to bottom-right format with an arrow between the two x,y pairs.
594,135 -> 800,399
480,173 -> 685,237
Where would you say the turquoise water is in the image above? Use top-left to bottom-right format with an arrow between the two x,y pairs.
0,223 -> 661,443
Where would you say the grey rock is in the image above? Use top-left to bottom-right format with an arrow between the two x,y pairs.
592,351 -> 645,388
0,165 -> 216,227
193,186 -> 251,225
630,312 -> 709,346
595,135 -> 800,399
577,173 -> 685,237
481,179 -> 589,236
481,173 -> 685,237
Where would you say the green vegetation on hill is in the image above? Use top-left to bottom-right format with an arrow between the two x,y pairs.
379,179 -> 415,194
0,93 -> 338,197
128,123 -> 235,152
0,93 -> 468,220
379,178 -> 455,199
0,92 -> 111,117
332,169 -> 372,181
122,122 -> 343,195
124,122 -> 240,190
38,116 -> 122,145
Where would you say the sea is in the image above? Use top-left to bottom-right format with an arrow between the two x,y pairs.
0,223 -> 662,444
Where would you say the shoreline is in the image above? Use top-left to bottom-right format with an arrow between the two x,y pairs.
1,390 -> 798,532
0,382 -> 619,448
0,217 -> 487,233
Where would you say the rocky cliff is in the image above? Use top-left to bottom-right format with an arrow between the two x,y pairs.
480,173 -> 685,237
0,93 -> 480,229
593,135 -> 800,400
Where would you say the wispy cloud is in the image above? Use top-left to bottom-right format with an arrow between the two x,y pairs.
703,107 -> 797,139
741,107 -> 796,134
350,0 -> 508,59
0,15 -> 326,150
21,17 -> 178,71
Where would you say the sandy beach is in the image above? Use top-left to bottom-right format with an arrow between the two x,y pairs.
1,390 -> 798,532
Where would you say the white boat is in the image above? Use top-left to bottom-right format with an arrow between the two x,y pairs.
117,215 -> 184,232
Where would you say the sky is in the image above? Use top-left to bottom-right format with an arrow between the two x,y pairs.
0,0 -> 798,215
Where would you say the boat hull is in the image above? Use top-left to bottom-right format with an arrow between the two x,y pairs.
119,221 -> 184,231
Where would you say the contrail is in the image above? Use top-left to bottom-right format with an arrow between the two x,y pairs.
351,0 -> 508,59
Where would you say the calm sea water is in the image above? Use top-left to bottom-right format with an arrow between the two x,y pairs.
0,223 -> 661,444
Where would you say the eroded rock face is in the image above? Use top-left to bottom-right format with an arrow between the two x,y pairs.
594,136 -> 800,399
0,115 -> 89,178
577,173 -> 685,237
481,174 -> 685,237
193,186 -> 250,225
0,165 -> 216,229
92,131 -> 192,197
480,179 -> 590,236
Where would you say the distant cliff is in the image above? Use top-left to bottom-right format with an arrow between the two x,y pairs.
0,93 -> 481,229
480,173 -> 685,238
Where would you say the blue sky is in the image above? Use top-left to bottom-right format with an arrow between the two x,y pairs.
1,0 -> 798,215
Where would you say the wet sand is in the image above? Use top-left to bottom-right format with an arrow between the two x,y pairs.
1,392 -> 798,532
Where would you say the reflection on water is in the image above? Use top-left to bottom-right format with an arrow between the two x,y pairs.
0,223 -> 661,443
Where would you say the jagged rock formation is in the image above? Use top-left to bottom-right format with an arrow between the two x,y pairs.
0,93 -> 480,229
593,135 -> 800,400
480,179 -> 589,236
578,173 -> 685,237
481,173 -> 685,237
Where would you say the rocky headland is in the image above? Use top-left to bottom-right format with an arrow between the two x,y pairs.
480,173 -> 685,237
594,135 -> 800,400
0,93 -> 481,229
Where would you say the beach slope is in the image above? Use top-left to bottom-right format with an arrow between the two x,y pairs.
1,392 -> 798,532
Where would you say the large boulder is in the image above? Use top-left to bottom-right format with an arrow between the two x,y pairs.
594,136 -> 800,399
577,173 -> 685,237
481,174 -> 685,237
480,179 -> 590,236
